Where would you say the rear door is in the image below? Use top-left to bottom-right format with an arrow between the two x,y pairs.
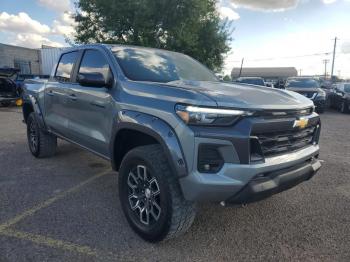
65,49 -> 114,156
44,51 -> 79,136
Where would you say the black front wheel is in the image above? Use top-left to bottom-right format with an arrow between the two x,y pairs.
119,145 -> 196,242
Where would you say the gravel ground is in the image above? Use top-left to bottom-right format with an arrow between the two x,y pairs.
0,107 -> 349,262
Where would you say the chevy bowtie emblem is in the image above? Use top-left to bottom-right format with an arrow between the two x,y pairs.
293,118 -> 309,129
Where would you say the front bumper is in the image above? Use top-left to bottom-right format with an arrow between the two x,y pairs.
227,157 -> 321,204
179,144 -> 320,202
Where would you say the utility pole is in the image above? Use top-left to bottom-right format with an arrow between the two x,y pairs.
330,37 -> 337,82
299,69 -> 302,76
238,58 -> 244,77
323,59 -> 329,79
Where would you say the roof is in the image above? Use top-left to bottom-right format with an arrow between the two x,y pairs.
231,67 -> 298,78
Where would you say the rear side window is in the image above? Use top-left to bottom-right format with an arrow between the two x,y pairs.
78,50 -> 111,81
55,51 -> 78,82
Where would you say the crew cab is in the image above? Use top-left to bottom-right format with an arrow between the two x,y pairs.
22,44 -> 322,242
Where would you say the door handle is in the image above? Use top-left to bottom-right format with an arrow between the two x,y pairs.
90,101 -> 105,108
68,94 -> 77,101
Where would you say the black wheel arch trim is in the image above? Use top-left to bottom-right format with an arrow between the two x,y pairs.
22,94 -> 47,130
110,110 -> 188,178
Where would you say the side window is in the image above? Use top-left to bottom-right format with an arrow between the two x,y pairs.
55,51 -> 78,82
78,49 -> 112,83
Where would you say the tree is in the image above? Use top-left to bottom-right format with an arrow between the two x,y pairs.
74,0 -> 232,71
223,75 -> 231,81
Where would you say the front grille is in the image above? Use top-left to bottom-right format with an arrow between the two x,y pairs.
255,107 -> 314,118
254,125 -> 317,157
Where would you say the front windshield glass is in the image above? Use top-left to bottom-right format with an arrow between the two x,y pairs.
112,47 -> 218,83
286,78 -> 320,88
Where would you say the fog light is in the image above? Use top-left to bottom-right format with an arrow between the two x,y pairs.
203,164 -> 210,171
198,145 -> 224,173
16,99 -> 23,106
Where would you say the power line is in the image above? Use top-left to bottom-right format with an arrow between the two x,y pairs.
225,51 -> 332,63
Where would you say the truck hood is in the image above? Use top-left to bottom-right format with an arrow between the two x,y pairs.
163,80 -> 314,110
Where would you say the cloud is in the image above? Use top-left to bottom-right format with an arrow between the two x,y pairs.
322,0 -> 337,4
14,33 -> 64,48
0,12 -> 51,34
52,12 -> 76,37
229,0 -> 300,11
37,0 -> 72,12
342,42 -> 350,54
219,6 -> 240,20
0,11 -> 71,48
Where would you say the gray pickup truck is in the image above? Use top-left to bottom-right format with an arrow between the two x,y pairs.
22,44 -> 322,242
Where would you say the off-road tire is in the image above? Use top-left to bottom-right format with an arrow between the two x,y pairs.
27,112 -> 57,158
119,144 -> 196,242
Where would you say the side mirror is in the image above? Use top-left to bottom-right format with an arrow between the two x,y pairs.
77,72 -> 107,88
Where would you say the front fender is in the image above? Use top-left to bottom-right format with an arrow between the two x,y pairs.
23,94 -> 46,130
110,110 -> 188,177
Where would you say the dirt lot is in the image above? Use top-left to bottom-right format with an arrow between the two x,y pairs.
0,107 -> 349,262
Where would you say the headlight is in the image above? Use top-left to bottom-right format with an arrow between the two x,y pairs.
175,105 -> 253,126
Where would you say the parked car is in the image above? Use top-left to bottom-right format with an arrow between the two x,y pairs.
328,82 -> 350,113
285,77 -> 326,113
22,44 -> 322,242
235,77 -> 266,86
0,68 -> 21,107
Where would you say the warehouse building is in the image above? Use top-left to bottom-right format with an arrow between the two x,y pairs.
0,43 -> 41,74
231,67 -> 298,81
0,43 -> 67,75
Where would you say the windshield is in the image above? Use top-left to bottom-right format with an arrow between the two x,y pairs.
112,47 -> 218,83
286,78 -> 320,88
344,84 -> 350,93
239,78 -> 265,86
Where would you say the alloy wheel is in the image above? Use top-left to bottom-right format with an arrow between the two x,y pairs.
127,165 -> 161,225
29,120 -> 38,152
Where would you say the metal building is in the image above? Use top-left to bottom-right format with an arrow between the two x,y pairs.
40,45 -> 68,75
231,67 -> 298,80
0,43 -> 41,74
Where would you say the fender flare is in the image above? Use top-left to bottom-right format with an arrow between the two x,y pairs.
110,110 -> 188,178
23,94 -> 46,129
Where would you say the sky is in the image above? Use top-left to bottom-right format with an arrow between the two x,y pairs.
1,0 -> 350,77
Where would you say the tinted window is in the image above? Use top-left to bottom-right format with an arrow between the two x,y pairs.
286,78 -> 320,88
239,78 -> 265,86
344,84 -> 350,93
55,51 -> 78,82
78,50 -> 111,81
113,47 -> 218,83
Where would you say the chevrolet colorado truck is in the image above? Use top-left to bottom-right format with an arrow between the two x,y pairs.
22,44 -> 322,242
